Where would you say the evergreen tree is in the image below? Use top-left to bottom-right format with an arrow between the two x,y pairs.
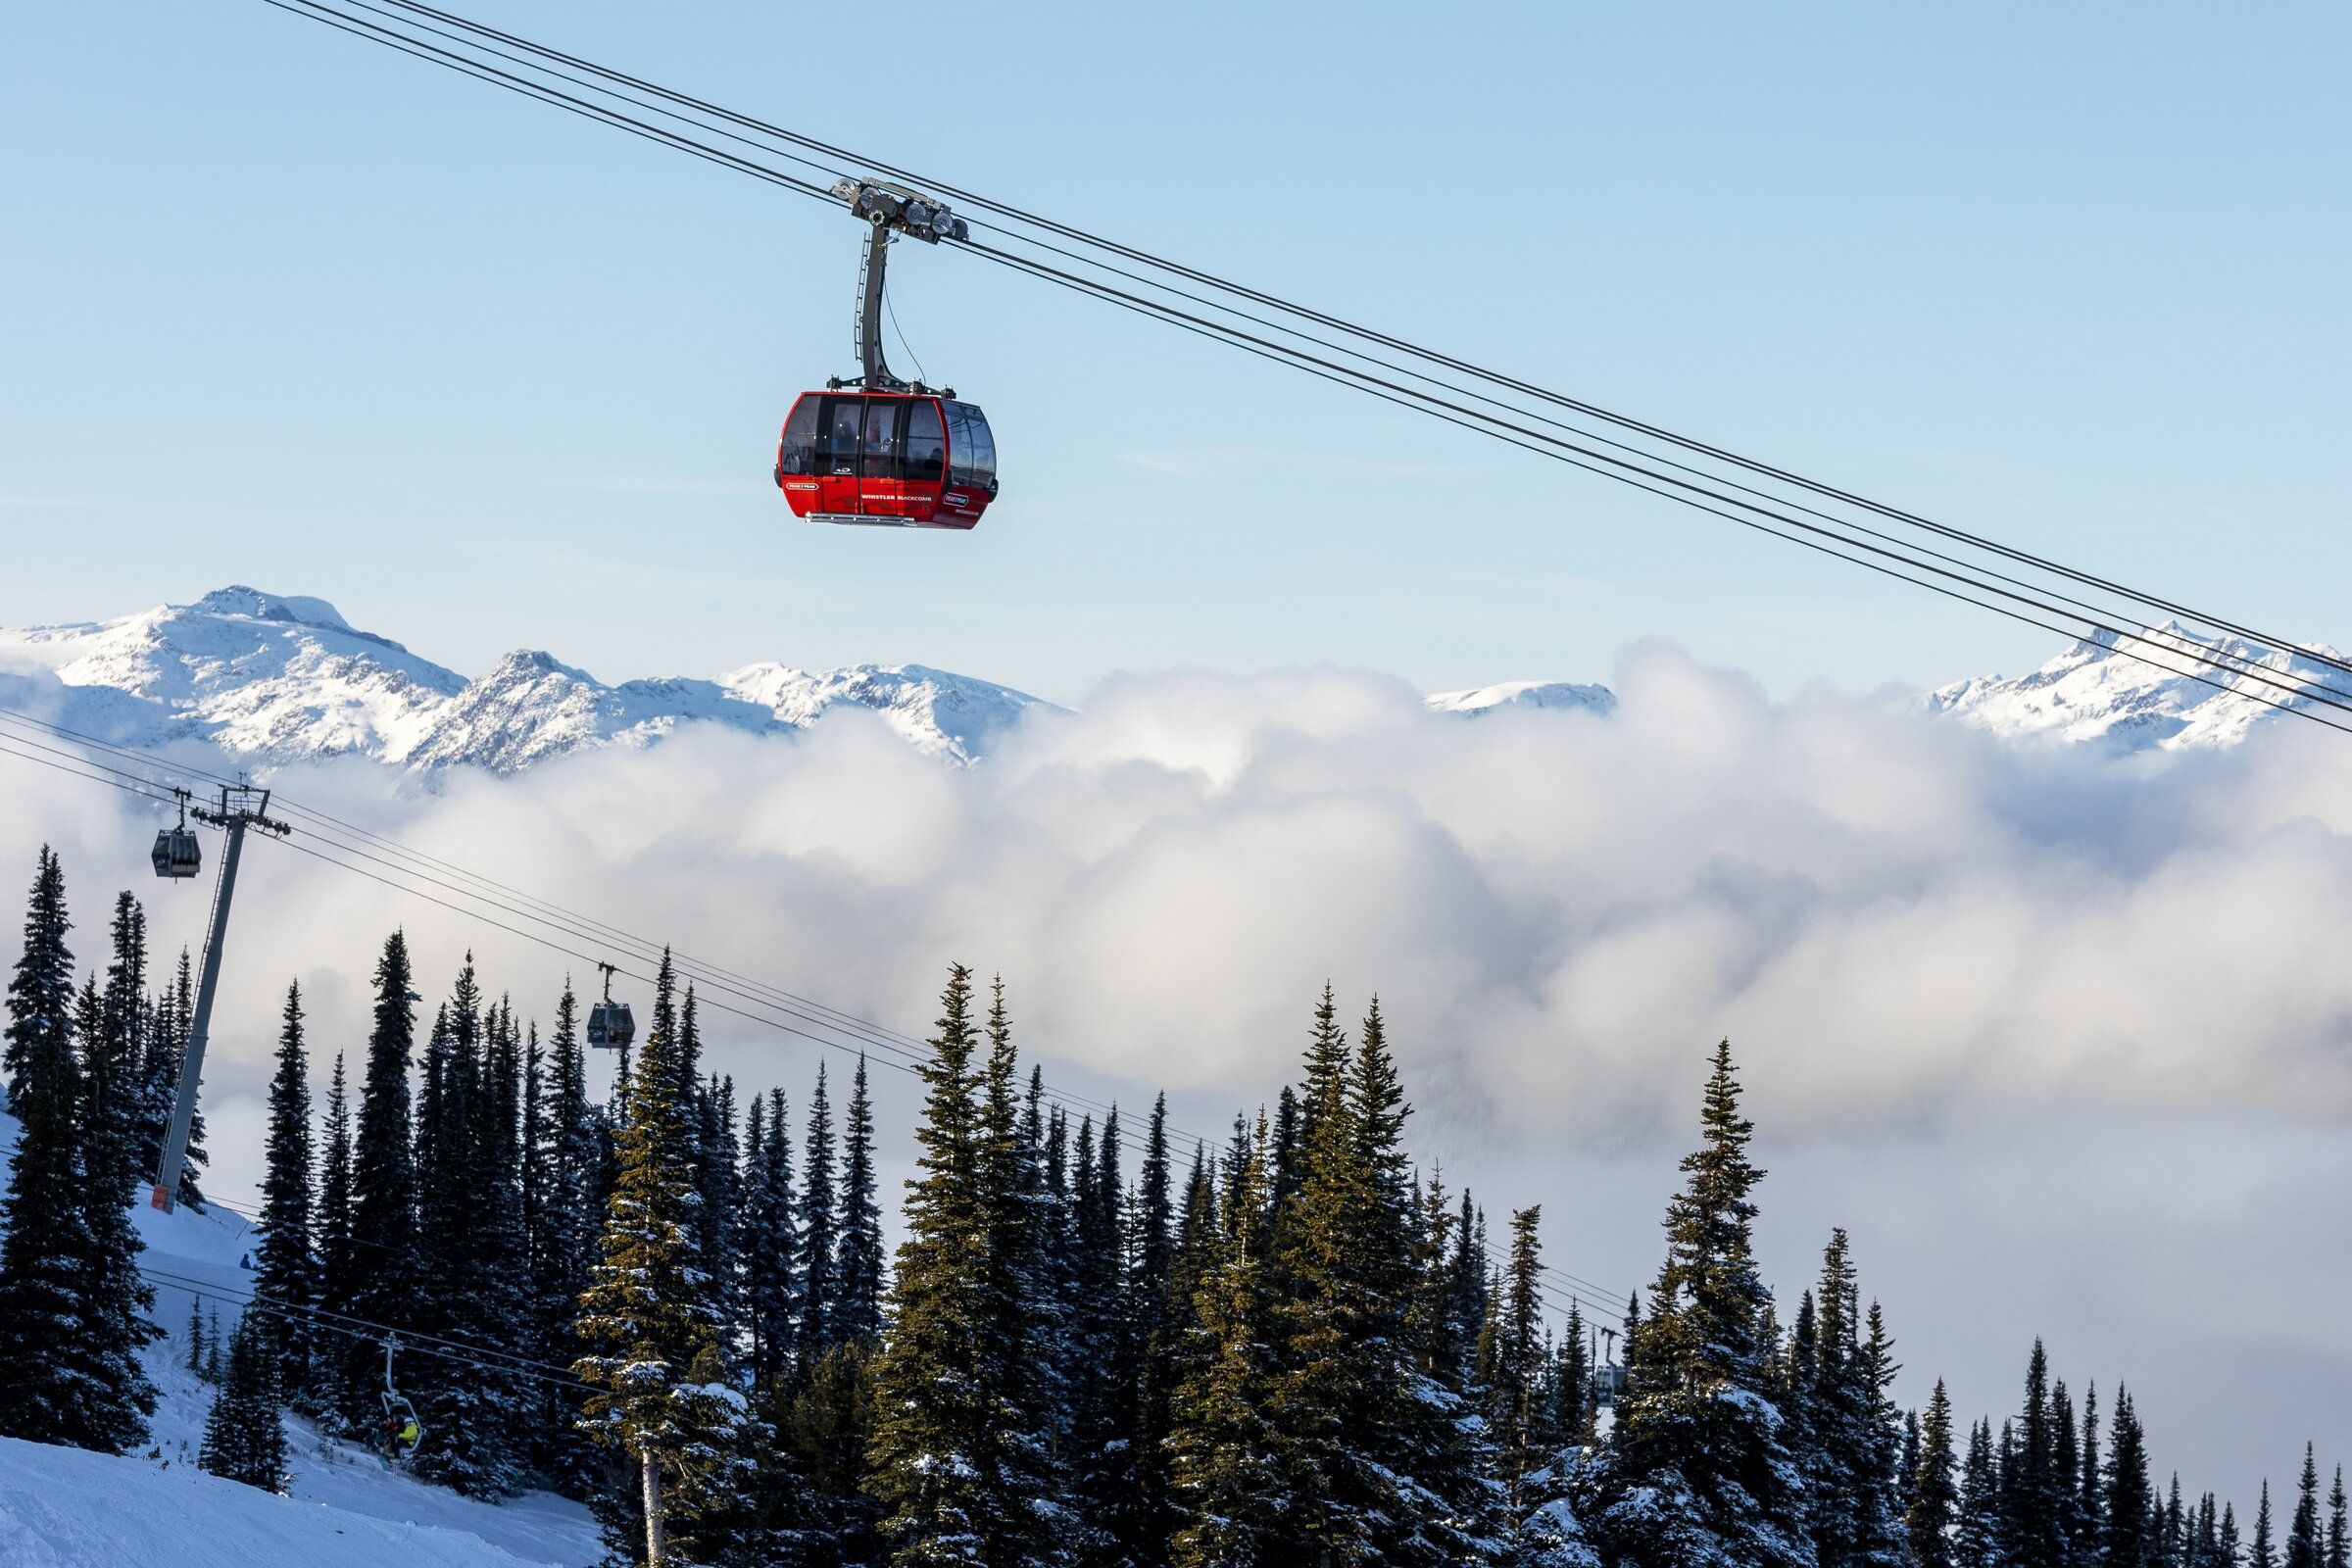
2104,1387 -> 2158,1568
74,957 -> 162,1450
2289,1446 -> 2324,1568
144,946 -> 207,1208
348,931 -> 419,1424
1909,1379 -> 1961,1568
3,847 -> 73,1106
532,979 -> 605,1494
253,982 -> 318,1402
834,1054 -> 885,1347
2082,1382 -> 2105,1545
1956,1419 -> 2003,1568
1586,1039 -> 1806,1567
187,1301 -> 210,1377
315,1051 -> 356,1424
866,964 -> 1011,1567
1490,1204 -> 1548,1502
741,1088 -> 799,1386
99,892 -> 148,1171
1066,1102 -> 1130,1554
575,947 -> 743,1568
973,977 -> 1065,1564
785,1339 -> 886,1563
0,857 -> 155,1452
1262,994 -> 1474,1565
409,960 -> 531,1495
1118,1091 -> 1181,1560
2327,1466 -> 2347,1568
797,1061 -> 840,1356
200,1311 -> 288,1494
2052,1379 -> 2084,1563
694,1067 -> 741,1352
0,952 -> 84,1443
2253,1483 -> 2279,1568
1167,1112 -> 1286,1568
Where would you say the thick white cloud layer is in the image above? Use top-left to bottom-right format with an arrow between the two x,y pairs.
3,640 -> 2347,1503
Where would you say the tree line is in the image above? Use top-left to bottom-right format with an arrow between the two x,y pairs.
0,848 -> 2342,1568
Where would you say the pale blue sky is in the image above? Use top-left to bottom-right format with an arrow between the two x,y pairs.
3,2 -> 2346,704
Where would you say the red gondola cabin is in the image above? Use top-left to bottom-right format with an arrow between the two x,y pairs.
775,391 -> 998,530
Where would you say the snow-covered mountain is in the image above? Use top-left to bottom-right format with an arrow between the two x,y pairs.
1925,622 -> 2343,752
0,588 -> 1055,774
2,589 -> 2327,775
1425,679 -> 1618,719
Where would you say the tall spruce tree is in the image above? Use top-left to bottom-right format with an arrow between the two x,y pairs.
316,1050 -> 356,1423
2104,1387 -> 2157,1568
866,964 -> 1014,1567
2327,1466 -> 2347,1568
1585,1040 -> 1806,1567
1066,1102 -> 1129,1555
0,978 -> 83,1444
0,858 -> 153,1451
200,1311 -> 288,1493
533,979 -> 604,1494
695,1069 -> 741,1353
254,982 -> 318,1402
3,847 -> 73,1106
741,1088 -> 799,1386
833,1054 -> 885,1347
2254,1483 -> 2280,1568
1909,1379 -> 1961,1568
797,1062 -> 840,1357
145,946 -> 208,1208
1167,1112 -> 1286,1568
973,977 -> 1065,1565
2290,1446 -> 2325,1568
1117,1091 -> 1180,1561
1491,1204 -> 1548,1503
99,892 -> 147,1169
1956,1419 -> 2003,1568
75,956 -> 161,1450
575,947 -> 743,1568
348,930 -> 419,1424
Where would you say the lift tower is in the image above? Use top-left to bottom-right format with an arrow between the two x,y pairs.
150,784 -> 289,1211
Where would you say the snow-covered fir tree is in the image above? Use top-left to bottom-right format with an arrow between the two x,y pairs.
574,947 -> 745,1567
1581,1039 -> 1806,1568
253,982 -> 319,1404
200,1310 -> 288,1494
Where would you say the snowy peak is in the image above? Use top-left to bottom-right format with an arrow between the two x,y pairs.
1925,621 -> 2344,752
0,589 -> 1057,774
191,585 -> 354,636
1426,679 -> 1618,719
718,661 -> 1052,766
0,586 -> 463,762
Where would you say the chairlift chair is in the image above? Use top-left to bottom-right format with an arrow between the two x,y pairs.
379,1336 -> 424,1466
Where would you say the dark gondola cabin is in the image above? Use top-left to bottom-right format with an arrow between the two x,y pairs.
152,825 -> 202,880
586,998 -> 635,1052
775,391 -> 997,530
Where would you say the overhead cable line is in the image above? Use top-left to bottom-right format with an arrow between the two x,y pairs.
341,0 -> 2352,715
259,0 -> 2352,738
141,1264 -> 594,1391
359,0 -> 2352,700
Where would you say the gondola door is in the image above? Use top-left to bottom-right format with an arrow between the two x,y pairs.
856,397 -> 909,519
816,395 -> 869,518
